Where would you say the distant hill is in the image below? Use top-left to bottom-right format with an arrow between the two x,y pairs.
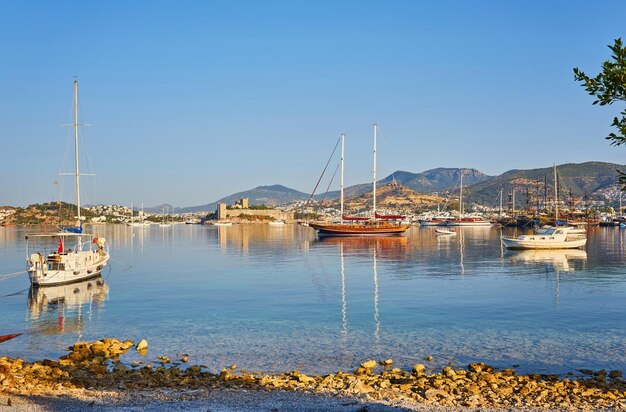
318,168 -> 491,200
464,161 -> 625,206
326,182 -> 445,214
155,162 -> 622,214
176,184 -> 310,213
143,203 -> 175,214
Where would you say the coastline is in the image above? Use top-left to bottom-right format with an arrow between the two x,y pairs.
1,338 -> 624,411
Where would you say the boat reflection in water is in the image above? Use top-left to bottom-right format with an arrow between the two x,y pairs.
508,249 -> 587,304
316,236 -> 408,352
508,249 -> 587,272
27,276 -> 109,336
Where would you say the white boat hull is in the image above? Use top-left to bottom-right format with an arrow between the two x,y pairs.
28,250 -> 109,286
501,236 -> 586,250
446,221 -> 492,227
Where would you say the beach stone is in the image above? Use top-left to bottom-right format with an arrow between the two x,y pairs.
381,359 -> 393,366
361,360 -> 377,370
468,362 -> 492,373
120,340 -> 134,350
412,363 -> 425,376
442,366 -> 456,378
424,356 -> 433,361
135,339 -> 148,353
90,342 -> 108,357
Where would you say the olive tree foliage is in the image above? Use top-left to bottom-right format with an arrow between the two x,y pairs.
574,38 -> 626,188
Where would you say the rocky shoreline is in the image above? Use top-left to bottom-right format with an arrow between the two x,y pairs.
1,338 -> 624,411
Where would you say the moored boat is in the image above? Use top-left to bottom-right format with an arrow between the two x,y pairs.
309,125 -> 410,237
25,81 -> 110,286
501,227 -> 586,250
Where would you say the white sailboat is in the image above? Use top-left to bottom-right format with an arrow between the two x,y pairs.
159,207 -> 171,228
128,203 -> 151,227
446,171 -> 492,227
26,80 -> 110,286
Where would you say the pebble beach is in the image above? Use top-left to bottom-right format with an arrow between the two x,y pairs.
1,338 -> 624,411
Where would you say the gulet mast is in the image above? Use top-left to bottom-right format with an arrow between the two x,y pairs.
373,124 -> 377,218
340,133 -> 345,223
554,163 -> 559,221
459,170 -> 463,219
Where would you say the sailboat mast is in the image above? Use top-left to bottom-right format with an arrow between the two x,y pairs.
373,124 -> 377,217
459,171 -> 463,216
554,163 -> 559,221
499,189 -> 503,217
512,188 -> 516,217
340,133 -> 345,223
73,80 -> 81,223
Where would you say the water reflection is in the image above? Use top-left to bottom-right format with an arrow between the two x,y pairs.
507,249 -> 587,304
316,235 -> 408,259
508,249 -> 588,272
27,276 -> 108,338
316,236 -> 407,351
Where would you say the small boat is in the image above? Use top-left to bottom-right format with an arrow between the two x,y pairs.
501,227 -> 586,250
418,218 -> 450,226
446,216 -> 492,226
158,207 -> 171,228
0,333 -> 22,344
268,220 -> 286,226
213,221 -> 233,226
435,229 -> 456,235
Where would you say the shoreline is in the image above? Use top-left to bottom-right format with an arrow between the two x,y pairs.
1,338 -> 624,411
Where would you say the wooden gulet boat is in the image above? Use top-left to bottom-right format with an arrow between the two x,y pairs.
309,125 -> 410,236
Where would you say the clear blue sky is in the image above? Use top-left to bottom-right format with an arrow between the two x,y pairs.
1,1 -> 625,207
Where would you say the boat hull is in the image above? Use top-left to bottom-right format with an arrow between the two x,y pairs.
501,237 -> 586,250
28,251 -> 110,286
309,222 -> 410,236
446,219 -> 492,227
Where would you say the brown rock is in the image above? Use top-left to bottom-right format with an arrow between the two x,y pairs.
442,366 -> 456,378
136,339 -> 148,352
412,363 -> 426,377
361,360 -> 377,370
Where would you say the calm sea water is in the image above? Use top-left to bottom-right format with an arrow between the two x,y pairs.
0,224 -> 624,375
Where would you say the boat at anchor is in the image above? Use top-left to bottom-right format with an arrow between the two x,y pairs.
308,125 -> 410,236
501,227 -> 587,250
25,80 -> 110,286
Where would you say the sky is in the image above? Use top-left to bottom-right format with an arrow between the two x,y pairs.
1,1 -> 625,207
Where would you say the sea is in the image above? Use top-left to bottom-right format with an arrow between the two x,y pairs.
0,224 -> 624,376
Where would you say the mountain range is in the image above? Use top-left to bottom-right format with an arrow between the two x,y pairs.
152,162 -> 624,213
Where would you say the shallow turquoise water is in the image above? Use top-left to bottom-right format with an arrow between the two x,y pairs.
0,224 -> 624,375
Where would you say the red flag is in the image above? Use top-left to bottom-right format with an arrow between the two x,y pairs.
58,237 -> 63,253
